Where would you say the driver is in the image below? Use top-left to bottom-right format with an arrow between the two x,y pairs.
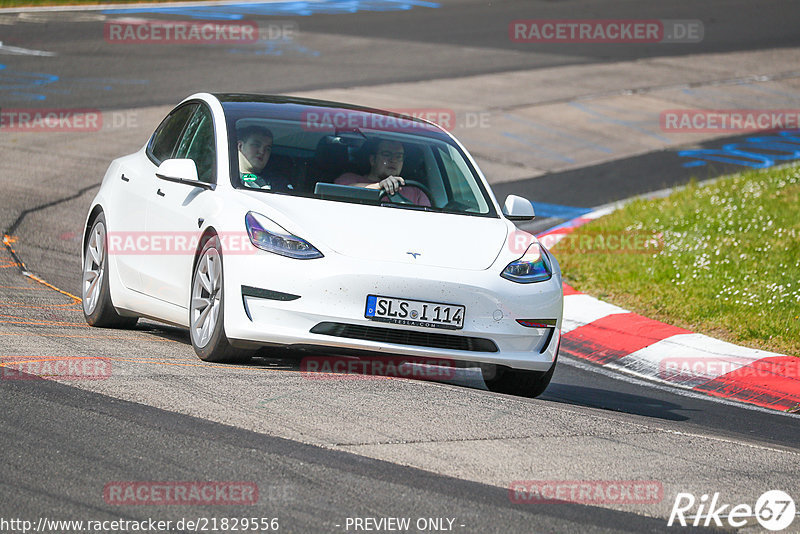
238,125 -> 293,192
335,139 -> 431,206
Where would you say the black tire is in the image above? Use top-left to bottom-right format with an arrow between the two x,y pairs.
82,213 -> 138,328
189,236 -> 251,363
482,347 -> 558,398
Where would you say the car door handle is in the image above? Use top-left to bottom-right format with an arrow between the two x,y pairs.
156,189 -> 165,197
121,174 -> 129,182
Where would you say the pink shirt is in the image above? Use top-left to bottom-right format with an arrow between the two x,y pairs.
335,173 -> 431,207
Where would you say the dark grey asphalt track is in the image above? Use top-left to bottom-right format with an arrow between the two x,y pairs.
3,375 -> 699,534
493,132 -> 773,209
1,2 -> 799,533
541,357 -> 799,451
1,0 -> 799,109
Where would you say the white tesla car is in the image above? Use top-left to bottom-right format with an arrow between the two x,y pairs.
82,93 -> 563,397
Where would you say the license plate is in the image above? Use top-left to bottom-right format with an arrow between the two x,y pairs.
365,295 -> 465,330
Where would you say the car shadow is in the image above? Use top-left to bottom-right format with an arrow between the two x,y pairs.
130,325 -> 690,420
247,348 -> 488,388
539,383 -> 693,421
133,321 -> 191,343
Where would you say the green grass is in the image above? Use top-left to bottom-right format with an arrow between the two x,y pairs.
554,164 -> 800,356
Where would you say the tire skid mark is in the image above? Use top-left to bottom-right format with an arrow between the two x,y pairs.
3,235 -> 81,304
2,182 -> 100,304
0,318 -> 88,327
0,312 -> 83,323
0,300 -> 81,309
0,332 -> 174,341
0,285 -> 49,290
0,242 -> 181,347
0,353 -> 302,373
22,271 -> 81,303
0,355 -> 106,366
0,258 -> 22,269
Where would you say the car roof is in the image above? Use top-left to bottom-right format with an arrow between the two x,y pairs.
212,93 -> 448,138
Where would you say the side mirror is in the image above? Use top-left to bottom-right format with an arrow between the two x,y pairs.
155,159 -> 211,189
502,195 -> 535,221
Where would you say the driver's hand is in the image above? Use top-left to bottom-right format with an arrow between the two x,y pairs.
377,175 -> 405,195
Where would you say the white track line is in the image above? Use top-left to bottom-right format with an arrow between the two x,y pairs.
0,41 -> 56,56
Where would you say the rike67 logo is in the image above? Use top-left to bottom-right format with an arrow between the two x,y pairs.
668,490 -> 795,531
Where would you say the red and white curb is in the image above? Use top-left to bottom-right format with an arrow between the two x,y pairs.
537,209 -> 800,413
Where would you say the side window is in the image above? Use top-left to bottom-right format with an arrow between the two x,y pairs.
148,104 -> 199,164
174,106 -> 216,184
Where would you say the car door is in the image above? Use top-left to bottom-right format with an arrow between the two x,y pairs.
109,103 -> 198,293
142,103 -> 217,308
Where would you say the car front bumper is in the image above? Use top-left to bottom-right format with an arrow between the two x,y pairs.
223,249 -> 563,372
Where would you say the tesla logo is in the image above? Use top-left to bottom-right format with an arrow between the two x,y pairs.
407,252 -> 421,259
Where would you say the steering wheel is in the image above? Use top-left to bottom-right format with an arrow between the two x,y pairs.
385,179 -> 435,206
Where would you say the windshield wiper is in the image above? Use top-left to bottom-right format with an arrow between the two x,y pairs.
380,202 -> 433,212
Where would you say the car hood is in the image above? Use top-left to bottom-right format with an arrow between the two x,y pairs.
243,192 -> 508,270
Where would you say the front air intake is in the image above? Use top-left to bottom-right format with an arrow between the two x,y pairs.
310,322 -> 498,352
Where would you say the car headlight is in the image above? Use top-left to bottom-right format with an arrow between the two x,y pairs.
501,243 -> 552,283
245,212 -> 323,259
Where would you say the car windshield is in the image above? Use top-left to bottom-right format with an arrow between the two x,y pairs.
222,100 -> 497,217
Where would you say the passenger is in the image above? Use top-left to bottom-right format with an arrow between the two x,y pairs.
237,125 -> 293,192
335,139 -> 430,206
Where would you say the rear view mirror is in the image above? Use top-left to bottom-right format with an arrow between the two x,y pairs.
502,195 -> 535,221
